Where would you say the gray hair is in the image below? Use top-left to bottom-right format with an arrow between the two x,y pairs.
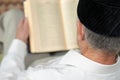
84,27 -> 120,54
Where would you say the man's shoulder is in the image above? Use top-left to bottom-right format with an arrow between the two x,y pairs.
25,56 -> 70,80
25,50 -> 78,80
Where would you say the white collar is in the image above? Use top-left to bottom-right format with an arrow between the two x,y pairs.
60,49 -> 120,74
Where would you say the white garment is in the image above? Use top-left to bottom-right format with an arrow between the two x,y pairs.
0,39 -> 120,80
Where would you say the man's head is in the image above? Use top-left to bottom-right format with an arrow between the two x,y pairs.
77,0 -> 120,54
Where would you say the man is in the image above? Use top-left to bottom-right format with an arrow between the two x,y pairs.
0,0 -> 120,80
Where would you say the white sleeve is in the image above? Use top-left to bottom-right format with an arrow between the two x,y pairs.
0,39 -> 27,80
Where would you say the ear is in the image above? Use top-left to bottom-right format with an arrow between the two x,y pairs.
77,20 -> 85,41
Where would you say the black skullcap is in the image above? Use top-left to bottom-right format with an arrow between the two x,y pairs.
77,0 -> 120,37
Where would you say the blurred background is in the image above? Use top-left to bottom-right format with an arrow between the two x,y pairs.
0,0 -> 23,15
0,0 -> 24,62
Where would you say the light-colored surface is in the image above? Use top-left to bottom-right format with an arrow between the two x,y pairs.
24,0 -> 65,52
61,0 -> 79,48
24,0 -> 78,53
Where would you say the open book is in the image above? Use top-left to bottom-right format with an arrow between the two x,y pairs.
24,0 -> 79,53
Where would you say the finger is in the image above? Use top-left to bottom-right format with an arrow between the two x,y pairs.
24,18 -> 29,31
23,18 -> 29,36
18,18 -> 25,28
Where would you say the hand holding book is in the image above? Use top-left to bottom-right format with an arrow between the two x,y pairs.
16,18 -> 29,44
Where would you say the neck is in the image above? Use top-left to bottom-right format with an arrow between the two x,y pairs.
81,47 -> 117,65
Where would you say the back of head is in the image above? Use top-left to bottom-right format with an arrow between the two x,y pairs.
77,0 -> 120,54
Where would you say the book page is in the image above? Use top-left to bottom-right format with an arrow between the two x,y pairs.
24,1 -> 28,18
25,0 -> 66,53
60,0 -> 79,49
24,0 -> 35,52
